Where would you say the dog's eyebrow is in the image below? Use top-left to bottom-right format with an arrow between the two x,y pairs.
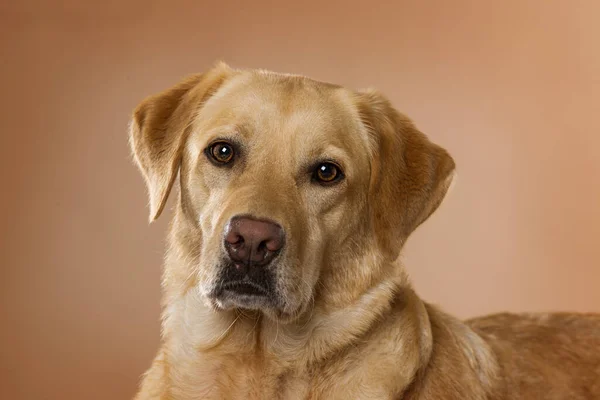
194,124 -> 249,142
321,145 -> 348,160
208,124 -> 245,136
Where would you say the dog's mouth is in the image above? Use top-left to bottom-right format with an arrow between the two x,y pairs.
210,267 -> 279,312
221,281 -> 270,297
212,283 -> 276,313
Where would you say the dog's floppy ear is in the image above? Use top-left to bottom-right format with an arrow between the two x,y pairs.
356,90 -> 456,260
129,63 -> 232,221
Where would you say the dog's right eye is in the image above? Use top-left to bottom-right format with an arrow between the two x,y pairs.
312,162 -> 344,185
206,142 -> 235,165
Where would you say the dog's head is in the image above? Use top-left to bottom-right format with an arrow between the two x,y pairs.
129,63 -> 455,323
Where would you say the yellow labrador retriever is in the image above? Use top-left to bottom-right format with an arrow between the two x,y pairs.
129,62 -> 600,399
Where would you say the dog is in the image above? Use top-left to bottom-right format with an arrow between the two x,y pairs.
128,62 -> 600,399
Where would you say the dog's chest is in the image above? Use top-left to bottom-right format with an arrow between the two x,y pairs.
169,354 -> 311,400
169,353 -> 396,400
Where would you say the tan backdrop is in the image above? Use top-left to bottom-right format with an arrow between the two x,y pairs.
1,1 -> 599,399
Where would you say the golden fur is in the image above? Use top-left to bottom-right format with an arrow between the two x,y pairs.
128,62 -> 600,399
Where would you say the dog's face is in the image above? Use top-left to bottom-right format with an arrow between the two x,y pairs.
179,72 -> 375,321
130,63 -> 455,323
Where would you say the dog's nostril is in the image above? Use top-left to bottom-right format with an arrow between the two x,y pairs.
257,240 -> 268,252
225,232 -> 243,245
264,239 -> 281,253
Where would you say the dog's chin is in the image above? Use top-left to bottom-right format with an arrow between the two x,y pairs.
206,283 -> 277,316
206,289 -> 306,324
215,292 -> 275,312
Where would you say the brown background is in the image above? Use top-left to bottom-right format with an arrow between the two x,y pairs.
1,1 -> 599,399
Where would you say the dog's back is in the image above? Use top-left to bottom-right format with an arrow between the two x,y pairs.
468,312 -> 600,399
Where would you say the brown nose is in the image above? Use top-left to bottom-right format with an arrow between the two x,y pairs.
224,216 -> 285,268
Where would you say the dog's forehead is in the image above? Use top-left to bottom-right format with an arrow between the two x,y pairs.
197,71 -> 363,144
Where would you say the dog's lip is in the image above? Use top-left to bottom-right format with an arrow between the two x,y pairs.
221,281 -> 270,297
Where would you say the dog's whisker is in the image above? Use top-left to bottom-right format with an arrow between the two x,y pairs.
213,312 -> 241,346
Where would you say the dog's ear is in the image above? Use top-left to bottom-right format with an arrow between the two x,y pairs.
356,90 -> 456,260
129,62 -> 232,221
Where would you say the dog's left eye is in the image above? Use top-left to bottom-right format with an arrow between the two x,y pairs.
207,142 -> 235,165
313,162 -> 344,185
